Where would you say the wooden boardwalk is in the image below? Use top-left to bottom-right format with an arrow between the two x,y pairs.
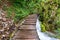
12,14 -> 39,40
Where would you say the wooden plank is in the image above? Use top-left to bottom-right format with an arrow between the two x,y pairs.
19,25 -> 36,30
23,22 -> 36,25
15,39 -> 39,40
24,20 -> 36,23
12,14 -> 39,40
14,30 -> 38,39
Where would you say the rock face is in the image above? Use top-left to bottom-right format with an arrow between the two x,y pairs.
0,10 -> 16,40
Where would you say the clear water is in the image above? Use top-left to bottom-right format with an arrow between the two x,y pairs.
36,19 -> 59,40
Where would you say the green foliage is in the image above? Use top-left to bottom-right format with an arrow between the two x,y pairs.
39,0 -> 60,38
41,23 -> 46,32
54,28 -> 60,38
1,0 -> 41,23
5,0 -> 41,23
39,0 -> 58,31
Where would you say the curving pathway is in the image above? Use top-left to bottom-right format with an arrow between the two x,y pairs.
12,14 -> 40,40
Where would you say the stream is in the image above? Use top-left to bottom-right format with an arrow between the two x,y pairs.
36,19 -> 59,40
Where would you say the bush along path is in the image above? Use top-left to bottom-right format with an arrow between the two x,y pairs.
12,14 -> 40,40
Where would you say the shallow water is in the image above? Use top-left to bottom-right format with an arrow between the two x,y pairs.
36,19 -> 59,40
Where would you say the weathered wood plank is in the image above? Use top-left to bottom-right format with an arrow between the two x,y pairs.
19,25 -> 36,30
14,30 -> 38,39
15,39 -> 39,40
